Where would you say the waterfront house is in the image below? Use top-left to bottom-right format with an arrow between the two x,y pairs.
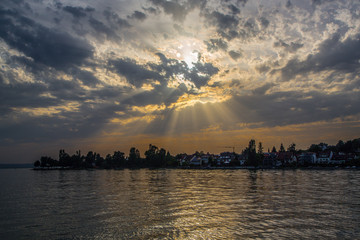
219,152 -> 234,165
277,151 -> 297,166
315,151 -> 333,164
178,154 -> 194,166
263,152 -> 277,167
298,152 -> 317,165
330,153 -> 346,165
200,155 -> 210,165
238,154 -> 246,166
189,155 -> 202,166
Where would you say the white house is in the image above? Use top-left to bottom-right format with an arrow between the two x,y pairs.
189,156 -> 202,166
316,151 -> 333,164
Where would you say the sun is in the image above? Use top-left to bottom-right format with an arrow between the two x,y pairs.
174,41 -> 199,69
183,50 -> 198,69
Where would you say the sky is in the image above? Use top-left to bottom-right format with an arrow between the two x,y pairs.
1,0 -> 360,163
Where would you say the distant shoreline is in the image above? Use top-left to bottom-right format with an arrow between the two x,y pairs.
32,166 -> 360,171
0,164 -> 33,169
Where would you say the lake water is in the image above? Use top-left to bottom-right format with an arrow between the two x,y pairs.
0,168 -> 359,239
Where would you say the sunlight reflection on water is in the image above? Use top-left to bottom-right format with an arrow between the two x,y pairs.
0,169 -> 359,239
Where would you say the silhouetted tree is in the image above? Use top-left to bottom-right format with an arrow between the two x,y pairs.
271,146 -> 277,153
34,160 -> 40,168
159,148 -> 167,167
145,144 -> 160,167
336,140 -> 345,152
245,139 -> 257,166
258,142 -> 263,154
59,149 -> 71,167
112,151 -> 125,168
308,144 -> 321,153
85,151 -> 96,168
40,156 -> 57,168
353,138 -> 360,153
327,145 -> 337,152
279,143 -> 285,152
94,154 -> 103,167
104,154 -> 112,168
70,151 -> 82,168
249,139 -> 256,152
342,139 -> 360,153
165,151 -> 177,167
128,147 -> 141,167
287,143 -> 296,153
319,142 -> 328,151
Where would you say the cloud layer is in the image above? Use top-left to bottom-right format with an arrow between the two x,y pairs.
0,0 -> 359,162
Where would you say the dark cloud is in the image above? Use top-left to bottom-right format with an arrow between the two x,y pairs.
142,7 -> 158,14
285,0 -> 292,9
0,81 -> 54,110
187,62 -> 219,88
70,69 -> 100,87
128,11 -> 147,21
10,55 -> 48,74
206,11 -> 239,30
252,83 -> 275,95
237,0 -> 248,6
103,9 -> 131,28
0,71 -> 106,144
255,64 -> 271,73
150,53 -> 188,77
228,50 -> 242,60
278,34 -> 360,80
237,18 -> 258,40
110,58 -> 163,88
0,100 -> 125,144
63,6 -> 95,19
47,79 -> 87,102
89,17 -> 119,40
151,53 -> 219,88
204,10 -> 265,42
274,40 -> 303,53
149,0 -> 188,21
187,0 -> 207,9
123,84 -> 184,107
259,17 -> 269,28
311,0 -> 335,5
228,4 -> 240,15
225,90 -> 359,129
0,9 -> 93,71
205,38 -> 228,52
109,53 -> 219,91
220,30 -> 240,41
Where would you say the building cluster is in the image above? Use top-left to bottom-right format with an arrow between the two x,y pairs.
264,151 -> 357,167
178,150 -> 359,168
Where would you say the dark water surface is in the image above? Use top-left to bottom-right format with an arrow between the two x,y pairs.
0,169 -> 359,239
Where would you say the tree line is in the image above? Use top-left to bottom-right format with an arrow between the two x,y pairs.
34,144 -> 178,169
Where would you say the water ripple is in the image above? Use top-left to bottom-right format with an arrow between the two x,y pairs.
0,169 -> 359,239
